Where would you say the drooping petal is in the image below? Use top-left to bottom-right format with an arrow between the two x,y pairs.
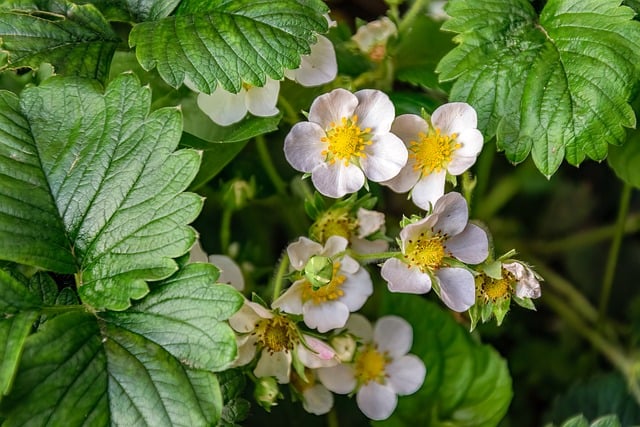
287,237 -> 323,270
303,300 -> 350,333
311,161 -> 365,198
345,313 -> 373,341
436,267 -> 476,312
386,354 -> 426,395
391,114 -> 429,145
381,258 -> 432,294
353,89 -> 395,133
356,382 -> 397,420
361,133 -> 408,182
208,254 -> 245,291
431,192 -> 469,236
246,79 -> 280,117
373,316 -> 413,358
444,223 -> 489,264
317,364 -> 357,394
431,102 -> 478,135
287,35 -> 337,87
272,280 -> 306,315
381,158 -> 421,193
254,350 -> 292,384
339,268 -> 373,311
357,208 -> 385,238
309,88 -> 358,128
197,87 -> 248,126
302,384 -> 334,415
410,171 -> 447,211
323,235 -> 349,257
504,262 -> 542,299
298,335 -> 338,368
284,121 -> 327,172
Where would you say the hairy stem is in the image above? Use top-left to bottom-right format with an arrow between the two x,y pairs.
271,253 -> 290,302
399,0 -> 429,34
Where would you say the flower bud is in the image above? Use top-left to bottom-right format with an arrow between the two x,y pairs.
330,333 -> 357,362
304,255 -> 334,290
254,376 -> 282,412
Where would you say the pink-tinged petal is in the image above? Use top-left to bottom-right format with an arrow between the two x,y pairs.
410,171 -> 447,211
287,237 -> 323,270
381,258 -> 432,294
436,267 -> 476,312
361,133 -> 408,182
272,280 -> 305,315
356,382 -> 397,420
246,79 -> 280,117
504,262 -> 542,299
353,89 -> 395,133
340,268 -> 373,311
357,208 -> 385,238
290,36 -> 337,87
381,160 -> 421,193
208,255 -> 244,291
431,102 -> 478,135
373,316 -> 413,358
284,122 -> 327,172
231,334 -> 258,367
317,364 -> 357,394
197,88 -> 247,126
323,235 -> 349,257
345,313 -> 373,341
309,88 -> 358,128
302,384 -> 334,415
303,300 -> 350,333
391,114 -> 429,144
311,161 -> 365,198
339,255 -> 360,274
444,223 -> 489,264
298,335 -> 338,368
386,354 -> 426,395
431,192 -> 468,236
254,350 -> 292,384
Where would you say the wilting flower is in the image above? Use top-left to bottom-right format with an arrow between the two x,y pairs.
229,300 -> 338,383
284,88 -> 407,198
272,236 -> 373,333
382,103 -> 483,210
317,314 -> 425,420
352,17 -> 397,62
189,240 -> 245,291
504,261 -> 542,299
380,192 -> 488,312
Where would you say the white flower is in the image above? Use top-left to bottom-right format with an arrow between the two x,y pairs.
272,236 -> 373,333
317,314 -> 425,421
380,192 -> 488,312
284,88 -> 408,198
382,103 -> 483,210
189,240 -> 245,291
229,300 -> 338,384
291,369 -> 334,415
352,17 -> 397,62
285,35 -> 337,87
503,261 -> 542,299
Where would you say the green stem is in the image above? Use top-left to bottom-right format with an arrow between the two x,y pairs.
40,305 -> 85,315
472,140 -> 496,217
272,254 -> 290,302
398,0 -> 429,34
327,408 -> 339,427
278,95 -> 300,126
350,251 -> 400,264
220,208 -> 232,254
255,134 -> 287,195
599,182 -> 633,320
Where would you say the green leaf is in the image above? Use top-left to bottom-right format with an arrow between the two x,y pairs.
0,311 -> 38,396
553,414 -> 621,427
376,293 -> 512,427
0,264 -> 240,426
129,0 -> 329,93
0,269 -> 41,313
437,0 -> 640,177
0,74 -> 203,310
0,0 -> 120,82
608,129 -> 640,188
81,0 -> 181,22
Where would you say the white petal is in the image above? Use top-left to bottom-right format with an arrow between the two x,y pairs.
338,255 -> 360,274
345,313 -> 373,341
298,335 -> 338,368
431,192 -> 469,236
381,258 -> 432,294
353,89 -> 395,133
309,88 -> 358,128
197,88 -> 247,126
340,268 -> 373,311
504,262 -> 542,299
272,280 -> 305,315
254,350 -> 292,384
317,364 -> 357,394
399,215 -> 437,248
391,114 -> 429,144
189,239 -> 208,263
323,235 -> 349,257
357,208 -> 385,238
232,334 -> 258,367
373,316 -> 413,358
410,171 -> 447,211
444,223 -> 489,264
208,255 -> 245,291
291,36 -> 337,87
228,301 -> 266,332
246,79 -> 280,117
350,237 -> 389,254
356,382 -> 397,420
303,300 -> 350,333
436,268 -> 476,312
431,102 -> 478,135
287,237 -> 323,270
311,161 -> 365,198
303,384 -> 334,415
284,122 -> 327,172
381,160 -> 421,193
361,133 -> 408,182
386,354 -> 426,395
352,17 -> 397,53
453,128 -> 484,158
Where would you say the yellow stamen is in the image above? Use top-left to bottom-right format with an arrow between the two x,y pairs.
480,269 -> 515,302
301,261 -> 346,304
410,128 -> 460,175
309,209 -> 356,244
354,345 -> 388,385
404,232 -> 446,272
321,115 -> 372,166
254,314 -> 298,354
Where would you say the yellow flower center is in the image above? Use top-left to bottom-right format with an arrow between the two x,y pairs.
254,314 -> 298,354
354,345 -> 389,385
410,128 -> 460,175
477,269 -> 515,302
310,210 -> 356,244
301,261 -> 346,304
290,368 -> 316,392
404,232 -> 446,272
321,115 -> 372,166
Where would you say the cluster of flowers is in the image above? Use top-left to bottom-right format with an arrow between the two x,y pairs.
190,15 -> 542,422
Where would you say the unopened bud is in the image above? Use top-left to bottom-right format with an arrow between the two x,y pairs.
304,255 -> 334,290
330,333 -> 357,362
254,376 -> 282,412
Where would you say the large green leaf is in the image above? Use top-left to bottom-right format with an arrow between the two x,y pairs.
376,293 -> 512,427
0,311 -> 38,397
437,0 -> 640,177
0,73 -> 203,310
80,0 -> 181,22
0,0 -> 120,82
129,0 -> 328,94
0,263 -> 243,426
